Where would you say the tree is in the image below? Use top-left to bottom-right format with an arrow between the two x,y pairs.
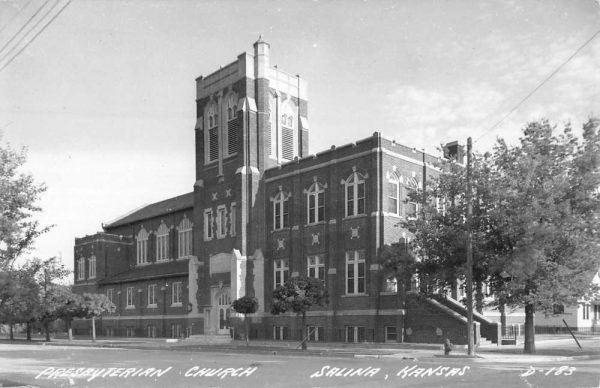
36,258 -> 71,341
0,139 -> 49,271
407,118 -> 600,354
271,276 -> 328,350
81,293 -> 115,342
378,242 -> 417,342
485,119 -> 600,354
232,295 -> 258,346
0,264 -> 40,340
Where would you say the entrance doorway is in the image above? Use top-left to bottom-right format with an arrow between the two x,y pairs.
217,292 -> 231,335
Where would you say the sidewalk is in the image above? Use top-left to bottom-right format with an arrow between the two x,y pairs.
2,335 -> 599,363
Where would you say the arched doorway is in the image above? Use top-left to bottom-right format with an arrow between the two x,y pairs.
217,292 -> 231,335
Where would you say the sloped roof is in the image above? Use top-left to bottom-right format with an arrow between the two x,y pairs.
104,192 -> 194,229
99,259 -> 189,285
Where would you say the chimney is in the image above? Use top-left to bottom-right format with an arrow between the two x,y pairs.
443,141 -> 465,164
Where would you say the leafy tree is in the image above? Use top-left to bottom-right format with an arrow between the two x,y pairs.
36,258 -> 71,341
232,295 -> 258,346
378,242 -> 417,342
81,293 -> 115,342
271,276 -> 328,350
0,139 -> 49,271
485,119 -> 600,353
406,118 -> 600,354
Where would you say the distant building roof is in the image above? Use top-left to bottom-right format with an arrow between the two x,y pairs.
99,259 -> 189,285
104,192 -> 194,229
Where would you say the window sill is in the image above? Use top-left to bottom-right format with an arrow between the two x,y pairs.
271,227 -> 291,233
170,303 -> 183,308
125,306 -> 135,310
156,259 -> 170,263
342,293 -> 368,297
343,214 -> 367,221
147,304 -> 158,309
305,221 -> 327,227
177,256 -> 192,261
216,234 -> 226,240
137,262 -> 151,267
203,237 -> 213,242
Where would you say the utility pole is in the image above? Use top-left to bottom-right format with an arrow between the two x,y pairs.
466,137 -> 474,356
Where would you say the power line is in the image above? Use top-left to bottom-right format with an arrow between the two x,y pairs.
0,0 -> 52,58
0,0 -> 58,64
475,27 -> 600,144
0,0 -> 35,36
0,0 -> 71,74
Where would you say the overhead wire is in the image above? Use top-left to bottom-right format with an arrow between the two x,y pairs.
0,0 -> 35,36
0,0 -> 71,74
474,27 -> 600,144
0,0 -> 52,58
0,0 -> 59,64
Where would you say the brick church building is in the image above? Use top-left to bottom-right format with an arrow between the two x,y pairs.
73,39 -> 479,344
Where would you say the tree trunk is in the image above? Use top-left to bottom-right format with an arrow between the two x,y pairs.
26,322 -> 31,341
475,280 -> 484,314
524,303 -> 536,354
244,314 -> 249,347
67,319 -> 73,341
44,321 -> 50,341
301,312 -> 307,350
9,322 -> 13,340
91,316 -> 96,343
499,303 -> 506,336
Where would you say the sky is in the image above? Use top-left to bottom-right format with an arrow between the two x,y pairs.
0,0 -> 599,275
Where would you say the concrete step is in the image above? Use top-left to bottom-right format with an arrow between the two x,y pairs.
185,334 -> 232,345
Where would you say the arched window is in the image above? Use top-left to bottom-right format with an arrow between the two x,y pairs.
344,171 -> 366,217
273,190 -> 290,230
387,171 -> 401,215
280,102 -> 296,161
156,222 -> 169,262
406,177 -> 420,219
178,216 -> 193,258
307,182 -> 325,224
136,228 -> 148,265
205,102 -> 219,162
226,94 -> 239,155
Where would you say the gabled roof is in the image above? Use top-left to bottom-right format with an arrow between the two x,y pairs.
99,259 -> 189,285
104,192 -> 194,229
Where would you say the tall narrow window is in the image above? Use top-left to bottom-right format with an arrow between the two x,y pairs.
280,102 -> 296,161
307,255 -> 325,281
178,216 -> 193,258
77,258 -> 85,280
274,259 -> 289,288
156,222 -> 169,262
205,102 -> 219,162
307,182 -> 325,224
136,228 -> 148,265
172,282 -> 182,305
226,93 -> 239,155
273,191 -> 290,230
88,256 -> 96,279
230,202 -> 237,237
216,205 -> 227,238
345,171 -> 366,217
346,250 -> 366,295
106,289 -> 113,304
387,172 -> 401,215
406,177 -> 420,219
126,287 -> 134,307
148,284 -> 157,306
204,209 -> 213,241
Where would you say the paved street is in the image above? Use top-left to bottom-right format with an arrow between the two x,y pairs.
0,338 -> 599,388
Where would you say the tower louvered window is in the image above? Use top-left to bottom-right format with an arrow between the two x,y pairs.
227,115 -> 239,155
281,126 -> 294,161
209,125 -> 219,161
